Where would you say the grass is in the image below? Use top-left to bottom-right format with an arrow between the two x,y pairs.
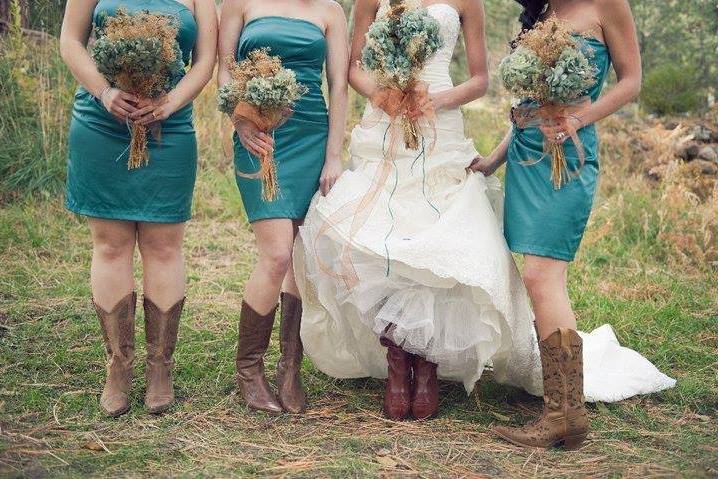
1,156 -> 717,477
1,20 -> 718,479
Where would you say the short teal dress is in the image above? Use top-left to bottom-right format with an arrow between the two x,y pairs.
65,0 -> 198,223
504,36 -> 611,261
234,17 -> 329,222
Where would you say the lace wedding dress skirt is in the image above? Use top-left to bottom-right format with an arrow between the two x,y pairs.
294,3 -> 675,401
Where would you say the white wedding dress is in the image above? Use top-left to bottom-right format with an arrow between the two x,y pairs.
294,3 -> 675,401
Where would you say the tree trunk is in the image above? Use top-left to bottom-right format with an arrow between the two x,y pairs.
0,0 -> 9,33
0,0 -> 29,33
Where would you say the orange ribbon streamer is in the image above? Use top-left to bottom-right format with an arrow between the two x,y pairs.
512,98 -> 590,189
232,102 -> 292,201
313,81 -> 437,289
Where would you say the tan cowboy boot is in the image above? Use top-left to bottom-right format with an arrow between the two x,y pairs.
276,293 -> 306,413
94,292 -> 137,417
236,301 -> 283,413
492,328 -> 588,450
143,296 -> 184,414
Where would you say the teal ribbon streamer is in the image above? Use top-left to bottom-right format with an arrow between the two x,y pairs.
381,123 -> 440,278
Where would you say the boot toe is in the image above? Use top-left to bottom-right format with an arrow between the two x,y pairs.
250,400 -> 284,414
383,398 -> 411,420
411,400 -> 438,420
145,394 -> 174,414
279,396 -> 306,414
240,381 -> 283,413
101,394 -> 130,417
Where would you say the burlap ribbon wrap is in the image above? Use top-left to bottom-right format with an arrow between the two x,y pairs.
232,102 -> 293,201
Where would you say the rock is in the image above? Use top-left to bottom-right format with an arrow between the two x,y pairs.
677,143 -> 701,161
692,159 -> 718,175
691,124 -> 713,142
697,146 -> 718,163
646,167 -> 663,181
630,138 -> 648,152
664,121 -> 679,130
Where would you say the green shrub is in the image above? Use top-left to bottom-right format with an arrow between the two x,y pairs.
0,1 -> 74,200
640,64 -> 703,115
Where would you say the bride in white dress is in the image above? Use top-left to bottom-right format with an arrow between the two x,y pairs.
294,0 -> 674,424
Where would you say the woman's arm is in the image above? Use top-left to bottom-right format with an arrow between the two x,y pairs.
217,0 -> 245,88
574,0 -> 641,127
216,0 -> 272,157
319,1 -> 350,195
132,0 -> 218,124
347,0 -> 379,99
548,0 -> 641,139
469,128 -> 511,175
59,0 -> 138,121
432,0 -> 489,111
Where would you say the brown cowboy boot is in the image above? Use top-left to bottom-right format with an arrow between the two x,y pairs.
236,301 -> 283,413
276,293 -> 306,413
492,328 -> 588,450
143,296 -> 184,414
380,336 -> 412,420
94,292 -> 137,417
411,356 -> 439,420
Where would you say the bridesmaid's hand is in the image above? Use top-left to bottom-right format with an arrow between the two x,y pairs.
130,95 -> 180,126
100,87 -> 139,123
234,119 -> 274,158
539,115 -> 584,145
468,153 -> 501,176
319,157 -> 343,196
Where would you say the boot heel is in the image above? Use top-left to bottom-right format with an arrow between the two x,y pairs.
562,433 -> 587,450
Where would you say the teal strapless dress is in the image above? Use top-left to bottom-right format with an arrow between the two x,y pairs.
65,0 -> 198,223
233,17 -> 329,222
504,36 -> 611,261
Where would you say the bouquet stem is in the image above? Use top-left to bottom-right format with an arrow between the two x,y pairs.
401,116 -> 420,150
128,123 -> 149,170
259,148 -> 279,202
549,142 -> 569,190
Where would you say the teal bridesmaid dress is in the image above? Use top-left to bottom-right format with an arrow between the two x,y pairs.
65,0 -> 198,223
504,35 -> 611,261
233,17 -> 329,222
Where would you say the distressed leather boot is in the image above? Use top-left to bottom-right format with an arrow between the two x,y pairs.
492,328 -> 588,450
94,292 -> 137,417
276,293 -> 306,413
236,301 -> 282,413
411,356 -> 439,420
144,296 -> 184,414
380,336 -> 412,420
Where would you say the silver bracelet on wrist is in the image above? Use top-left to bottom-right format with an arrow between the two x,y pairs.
98,86 -> 112,103
569,113 -> 584,128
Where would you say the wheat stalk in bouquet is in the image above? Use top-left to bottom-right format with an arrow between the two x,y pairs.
499,17 -> 598,189
91,8 -> 184,169
218,48 -> 307,201
360,0 -> 443,150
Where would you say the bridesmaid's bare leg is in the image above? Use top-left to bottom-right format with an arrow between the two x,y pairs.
137,222 -> 187,310
88,218 -> 137,310
136,221 -> 187,414
245,219 -> 296,314
521,254 -> 576,340
280,220 -> 301,297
